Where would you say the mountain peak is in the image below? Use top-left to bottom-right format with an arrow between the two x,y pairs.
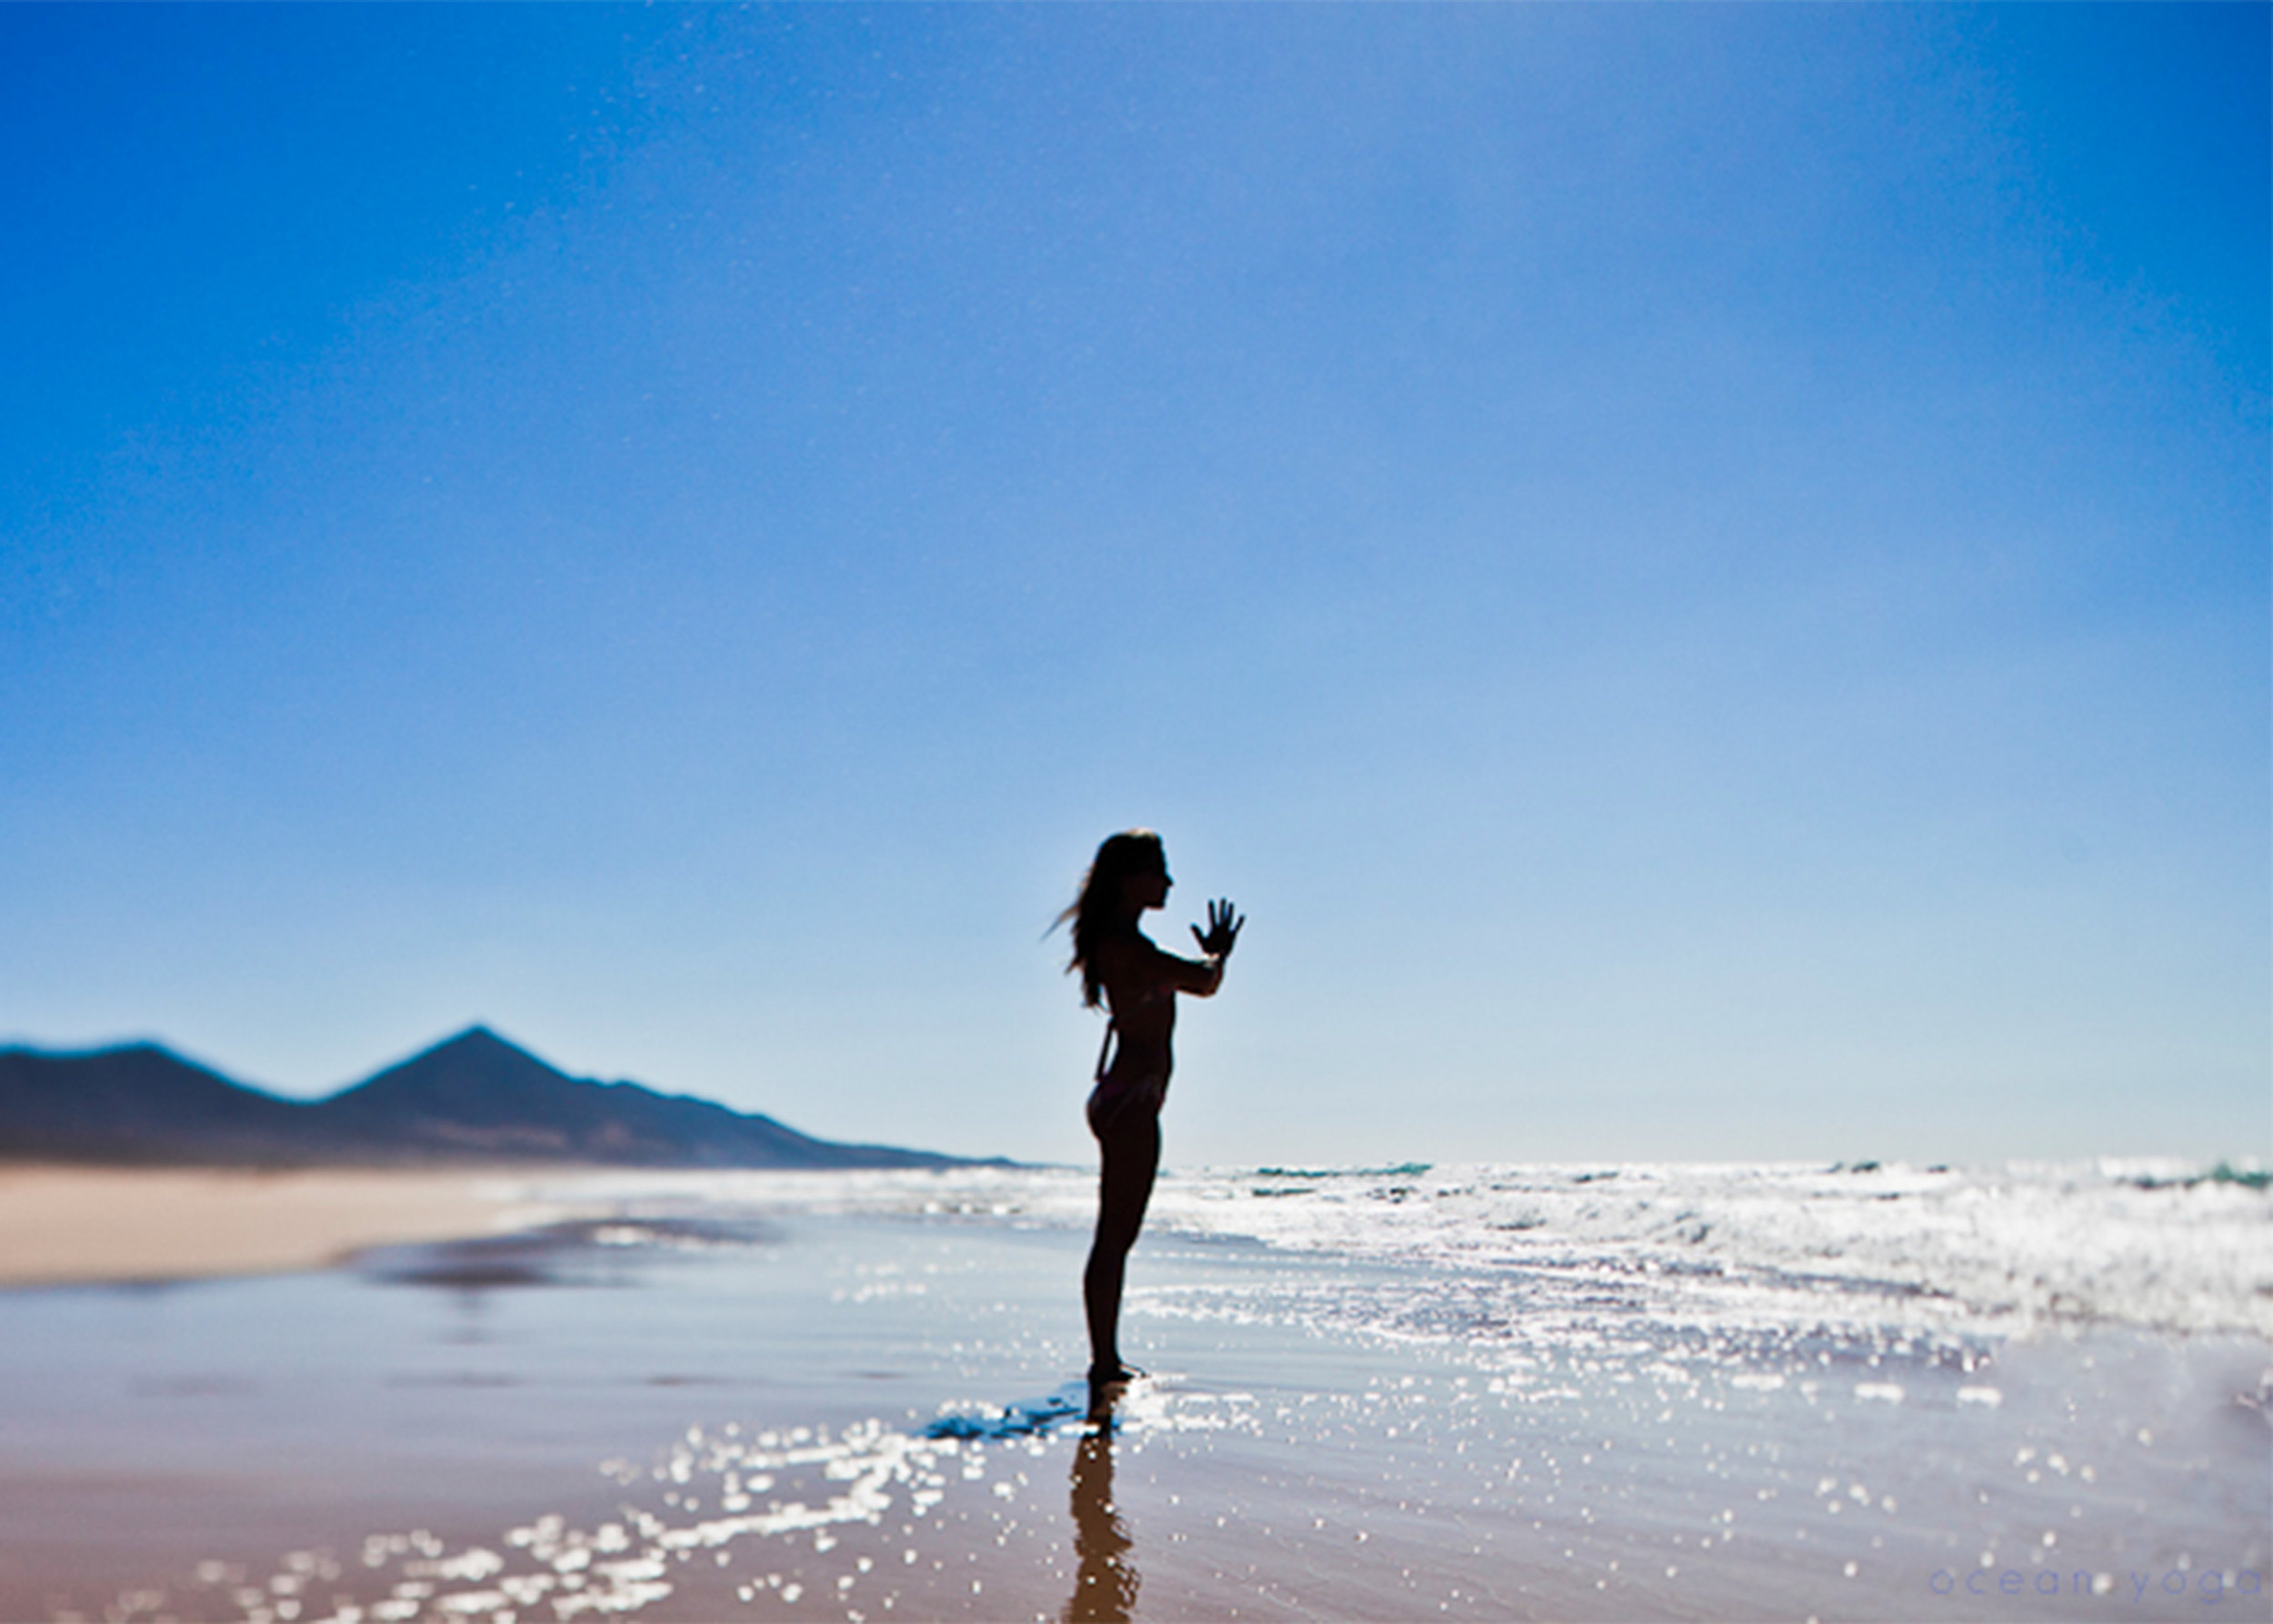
379,1025 -> 567,1081
337,1026 -> 568,1109
430,1024 -> 517,1056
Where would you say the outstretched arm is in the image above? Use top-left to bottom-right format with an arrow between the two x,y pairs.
1097,903 -> 1244,1002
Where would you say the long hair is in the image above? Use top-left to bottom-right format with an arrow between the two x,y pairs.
1056,829 -> 1166,1009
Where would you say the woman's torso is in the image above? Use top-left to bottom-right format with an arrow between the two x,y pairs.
1096,931 -> 1177,1085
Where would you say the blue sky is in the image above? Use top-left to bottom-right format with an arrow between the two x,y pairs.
2,5 -> 2265,1168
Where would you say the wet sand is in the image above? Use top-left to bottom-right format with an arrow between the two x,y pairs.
0,1165 -> 587,1287
2,1203 -> 2266,1623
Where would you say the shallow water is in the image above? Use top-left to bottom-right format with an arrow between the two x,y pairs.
2,1166 -> 2266,1622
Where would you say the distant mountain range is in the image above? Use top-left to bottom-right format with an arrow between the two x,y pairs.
0,1026 -> 989,1169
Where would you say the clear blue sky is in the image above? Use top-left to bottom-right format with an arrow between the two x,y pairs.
3,5 -> 2265,1168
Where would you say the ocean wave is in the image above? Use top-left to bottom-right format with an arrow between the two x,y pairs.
525,1157 -> 2273,1345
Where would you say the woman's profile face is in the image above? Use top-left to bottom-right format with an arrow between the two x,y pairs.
1120,862 -> 1171,913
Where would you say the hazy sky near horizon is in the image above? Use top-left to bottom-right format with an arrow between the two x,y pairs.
2,5 -> 2265,1168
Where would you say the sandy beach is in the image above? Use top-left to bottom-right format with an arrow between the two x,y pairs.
0,1165 -> 587,1288
1,1164 -> 2266,1623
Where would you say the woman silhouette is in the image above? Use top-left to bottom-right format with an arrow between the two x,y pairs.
1058,830 -> 1242,1388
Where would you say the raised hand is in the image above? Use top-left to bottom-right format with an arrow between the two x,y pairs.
1191,897 -> 1245,960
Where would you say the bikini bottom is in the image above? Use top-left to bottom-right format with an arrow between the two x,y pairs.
1086,1073 -> 1166,1139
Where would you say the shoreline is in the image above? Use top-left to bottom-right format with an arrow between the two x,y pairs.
0,1163 -> 596,1288
0,1195 -> 2265,1622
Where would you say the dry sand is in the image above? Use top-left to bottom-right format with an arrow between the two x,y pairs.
0,1164 -> 585,1287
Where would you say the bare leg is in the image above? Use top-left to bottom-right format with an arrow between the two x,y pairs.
1084,1108 -> 1160,1380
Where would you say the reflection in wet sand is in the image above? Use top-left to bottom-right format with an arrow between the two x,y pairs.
355,1215 -> 780,1290
1063,1428 -> 1137,1623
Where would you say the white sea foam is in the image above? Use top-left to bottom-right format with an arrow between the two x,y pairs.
524,1156 -> 2273,1345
